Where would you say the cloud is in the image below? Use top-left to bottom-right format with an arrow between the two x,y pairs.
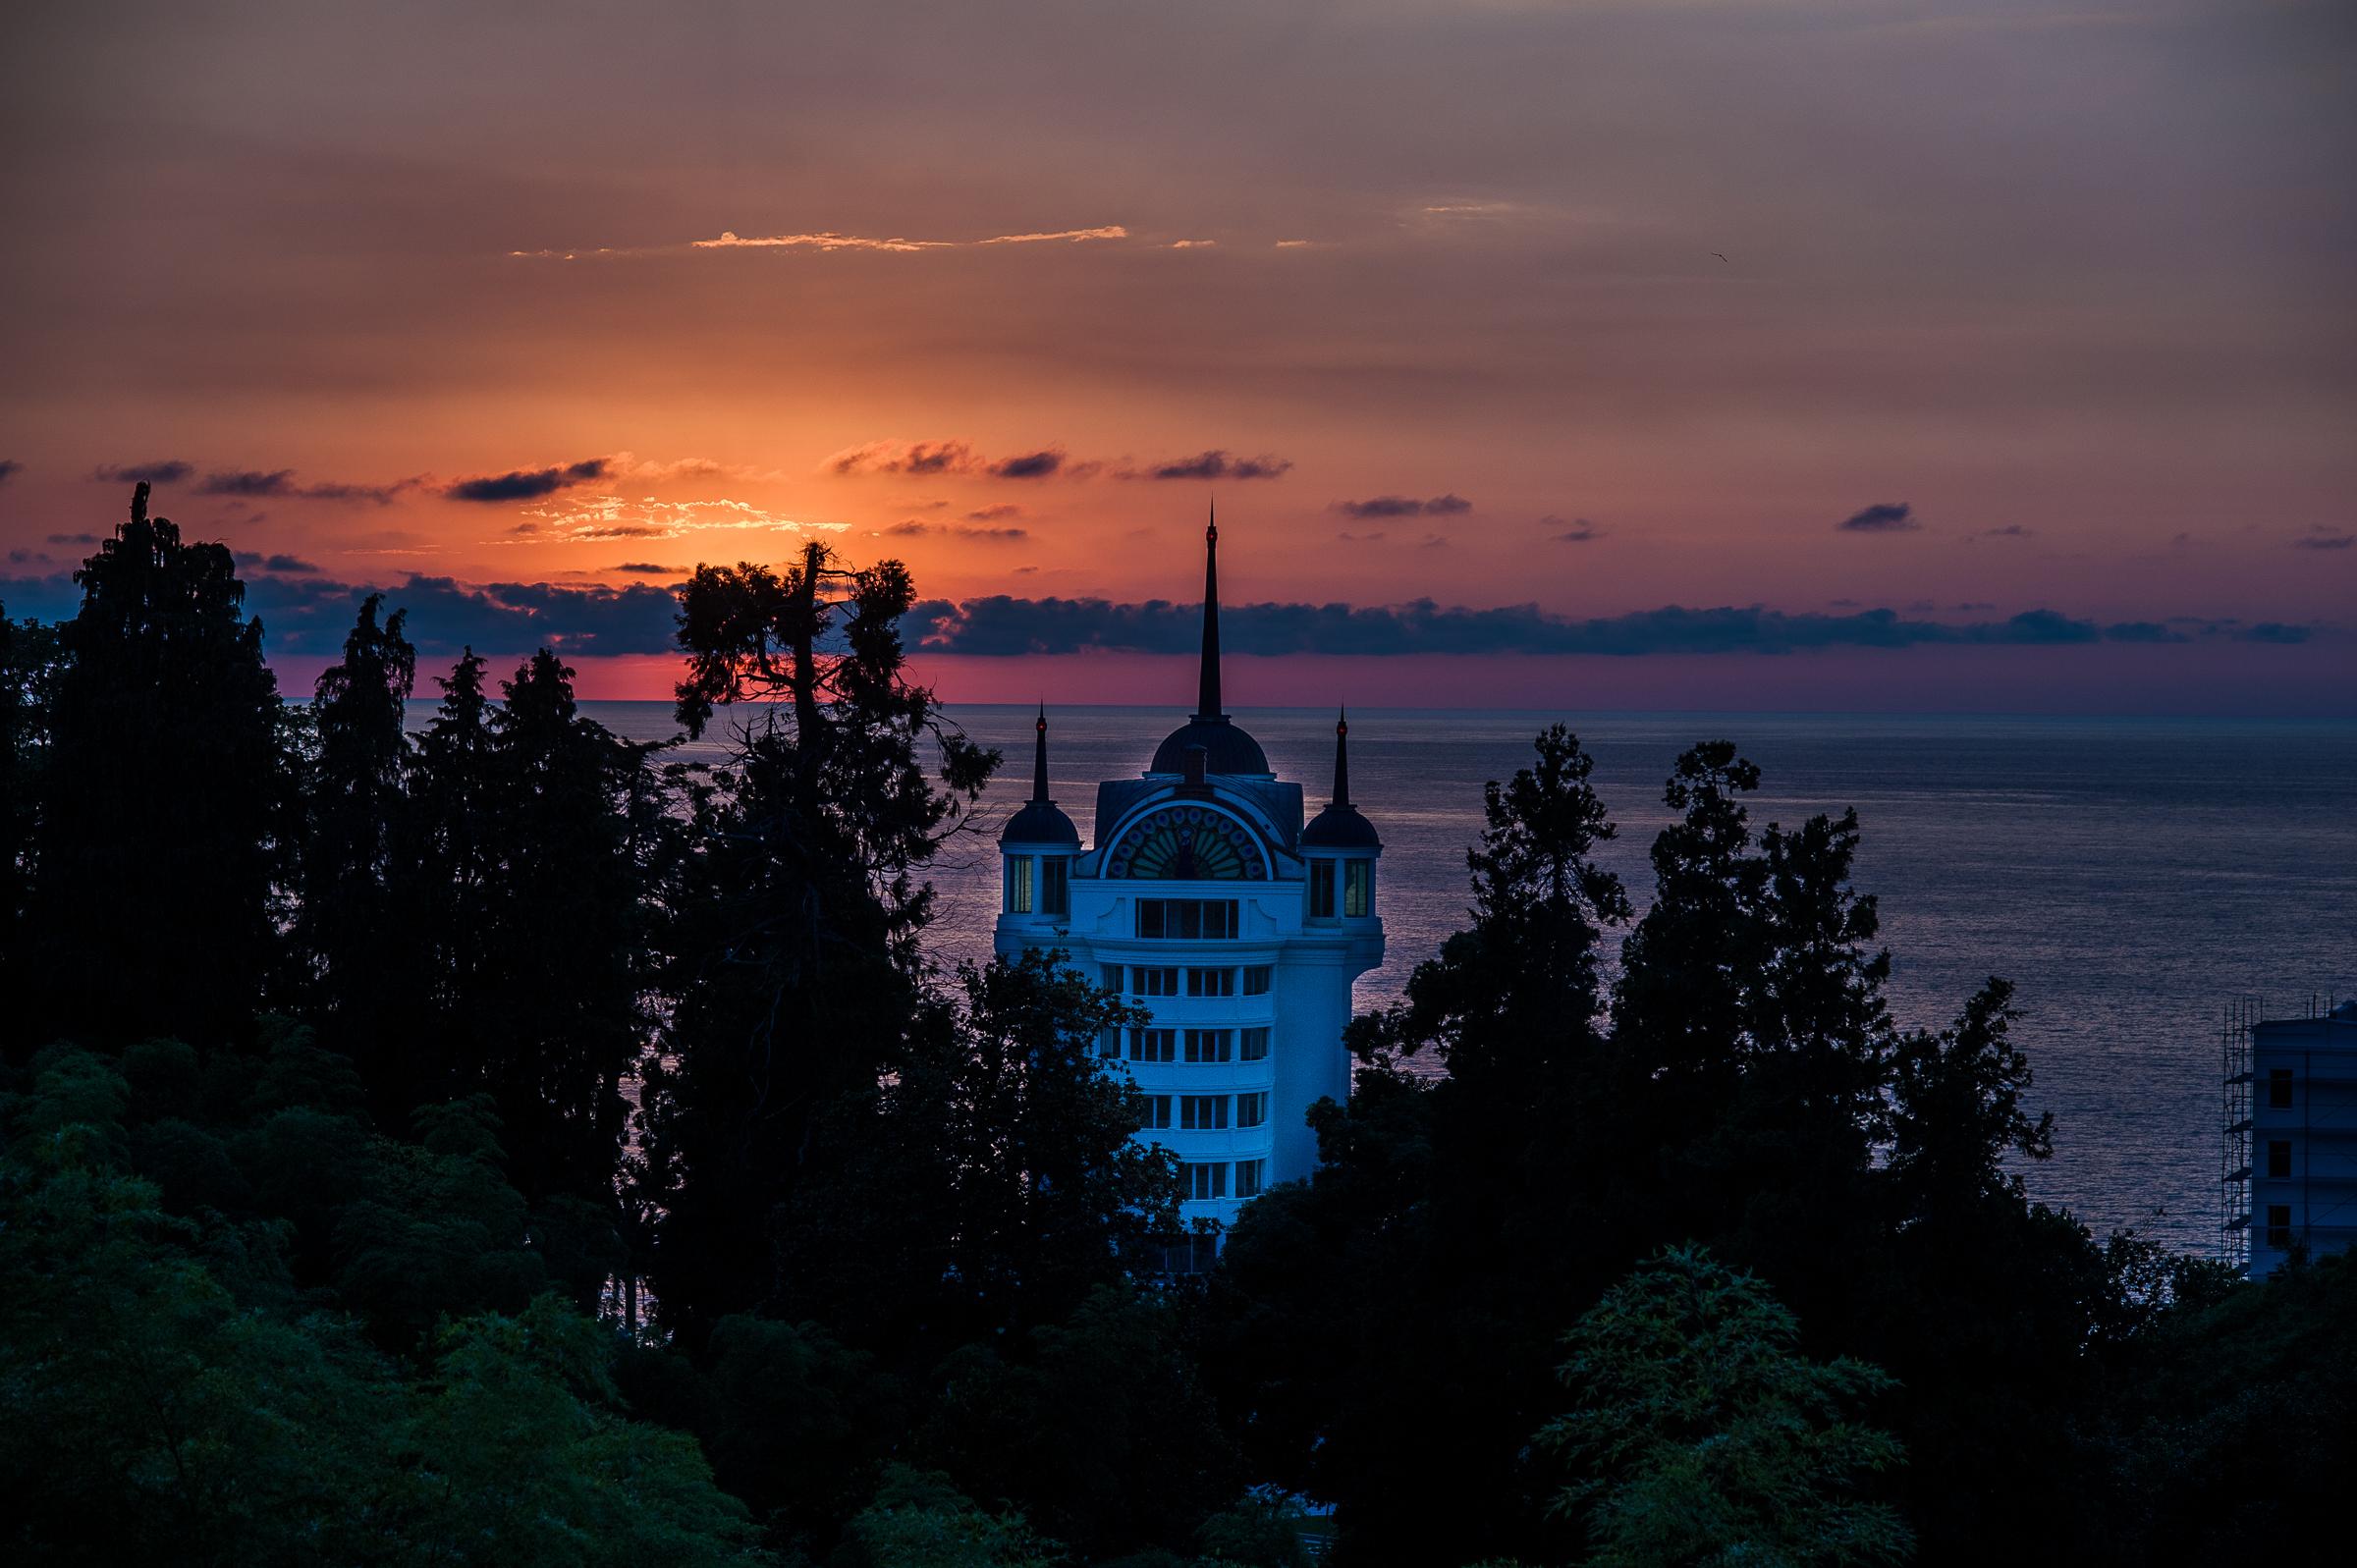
445,458 -> 611,503
901,596 -> 2296,658
1337,530 -> 1386,543
1169,239 -> 1217,248
1334,494 -> 1470,518
199,468 -> 296,497
687,224 -> 1127,253
195,467 -> 417,505
0,460 -> 20,485
883,520 -> 1028,541
507,494 -> 850,543
826,439 -> 981,476
990,449 -> 1066,480
1544,515 -> 1606,543
233,551 -> 323,574
1836,502 -> 1919,533
92,460 -> 194,485
2292,527 -> 2353,551
46,532 -> 99,546
611,562 -> 684,575
1977,523 -> 2034,539
1133,450 -> 1293,481
8,550 -> 54,568
966,504 -> 1024,521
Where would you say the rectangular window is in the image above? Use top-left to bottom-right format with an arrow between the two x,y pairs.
1128,1028 -> 1176,1063
1041,856 -> 1069,917
1187,966 -> 1235,997
2268,1140 -> 2293,1179
1343,859 -> 1373,918
2269,1068 -> 2294,1108
1234,1159 -> 1265,1199
1130,966 -> 1180,997
1097,1029 -> 1120,1058
1309,861 -> 1336,919
2267,1204 -> 2293,1248
1235,1092 -> 1267,1127
1182,1162 -> 1229,1201
1242,965 -> 1273,996
1006,856 -> 1034,914
1180,1094 -> 1230,1130
1240,1027 -> 1271,1061
1142,1095 -> 1172,1130
1136,898 -> 1238,940
1183,1029 -> 1233,1063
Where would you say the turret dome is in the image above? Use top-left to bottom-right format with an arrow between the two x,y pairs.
1300,707 -> 1380,848
1000,707 -> 1080,846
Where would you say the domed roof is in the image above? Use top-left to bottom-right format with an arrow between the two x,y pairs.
1001,707 -> 1081,846
1150,716 -> 1271,777
1302,800 -> 1380,848
1299,707 -> 1379,848
1000,797 -> 1080,846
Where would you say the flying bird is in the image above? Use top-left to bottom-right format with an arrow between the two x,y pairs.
1712,251 -> 1729,262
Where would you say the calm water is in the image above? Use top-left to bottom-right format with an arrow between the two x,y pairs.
582,701 -> 2357,1258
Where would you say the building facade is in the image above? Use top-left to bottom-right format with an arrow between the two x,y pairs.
995,515 -> 1384,1227
2230,998 -> 2357,1277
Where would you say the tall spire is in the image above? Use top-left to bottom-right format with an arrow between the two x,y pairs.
1332,706 -> 1351,807
1031,703 -> 1052,802
1195,501 -> 1223,720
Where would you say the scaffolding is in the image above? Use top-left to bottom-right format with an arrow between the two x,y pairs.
2220,997 -> 2253,1275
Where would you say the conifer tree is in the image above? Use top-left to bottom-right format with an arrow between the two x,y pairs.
295,595 -> 419,1097
0,610 -> 58,1029
25,484 -> 288,1049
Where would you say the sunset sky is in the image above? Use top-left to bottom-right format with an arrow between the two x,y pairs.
2,0 -> 2350,712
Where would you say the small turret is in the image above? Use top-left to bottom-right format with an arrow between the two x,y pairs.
1302,707 -> 1380,850
1000,704 -> 1081,850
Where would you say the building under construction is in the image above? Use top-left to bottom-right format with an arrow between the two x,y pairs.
2222,996 -> 2357,1277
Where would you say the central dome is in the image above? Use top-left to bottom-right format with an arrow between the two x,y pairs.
1150,715 -> 1271,777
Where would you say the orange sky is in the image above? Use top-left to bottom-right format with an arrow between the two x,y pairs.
2,1 -> 2350,711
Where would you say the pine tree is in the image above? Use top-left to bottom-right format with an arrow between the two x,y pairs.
24,483 -> 289,1050
295,595 -> 419,1099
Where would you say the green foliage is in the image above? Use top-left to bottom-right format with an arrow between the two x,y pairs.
0,1042 -> 770,1567
836,1465 -> 1064,1568
1539,1247 -> 1913,1568
918,1285 -> 1239,1557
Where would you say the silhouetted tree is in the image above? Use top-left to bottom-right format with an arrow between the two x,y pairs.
0,610 -> 58,1025
636,543 -> 994,1345
294,594 -> 420,1098
25,484 -> 289,1050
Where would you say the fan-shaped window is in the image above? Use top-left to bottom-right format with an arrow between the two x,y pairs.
1106,804 -> 1269,880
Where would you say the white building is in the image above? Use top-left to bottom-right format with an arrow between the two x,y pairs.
2231,998 -> 2357,1277
995,514 -> 1384,1229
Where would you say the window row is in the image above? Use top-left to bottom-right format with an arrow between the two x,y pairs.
1124,964 -> 1274,998
1003,854 -> 1071,917
1119,1027 -> 1272,1063
1180,1159 -> 1266,1201
1136,898 -> 1239,940
1139,1092 -> 1269,1131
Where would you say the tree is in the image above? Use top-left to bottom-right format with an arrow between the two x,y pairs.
23,484 -> 289,1050
1538,1246 -> 1913,1568
294,595 -> 420,1100
835,1465 -> 1063,1568
778,950 -> 1178,1347
0,610 -> 58,1013
636,543 -> 994,1344
472,649 -> 654,1211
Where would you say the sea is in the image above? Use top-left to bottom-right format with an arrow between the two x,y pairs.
581,702 -> 2357,1260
